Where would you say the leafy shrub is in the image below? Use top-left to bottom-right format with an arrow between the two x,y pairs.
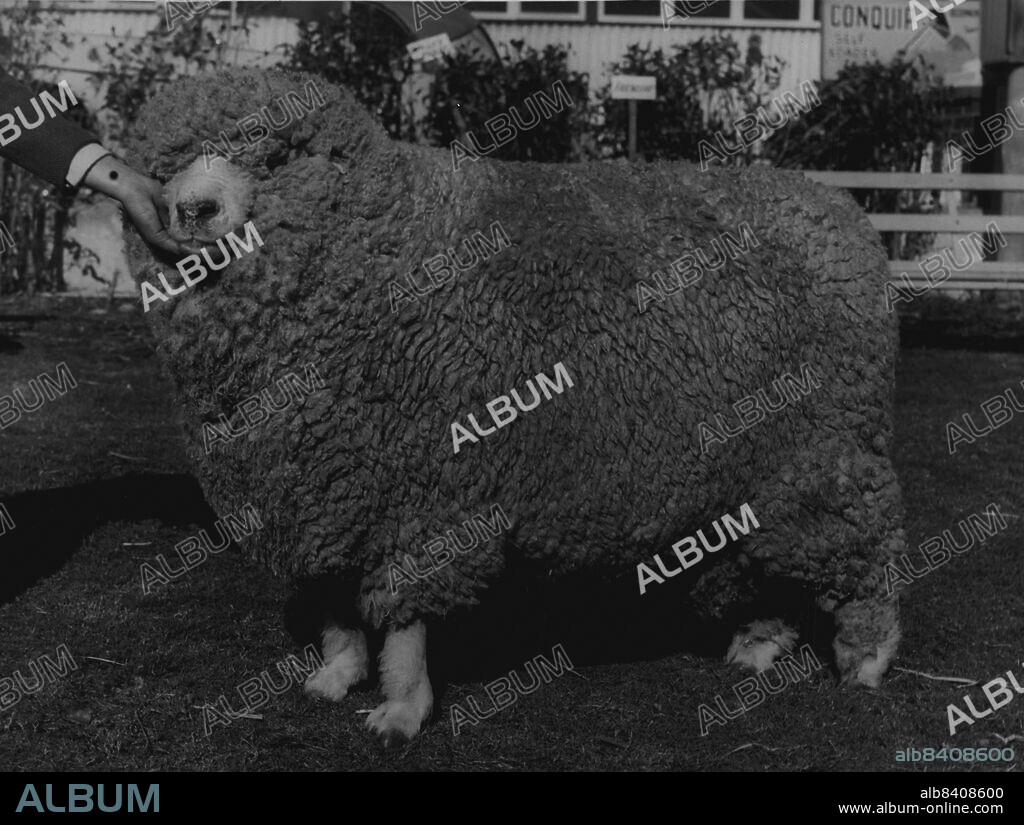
0,2 -> 96,294
595,33 -> 783,162
764,56 -> 953,173
764,57 -> 956,259
424,40 -> 592,163
89,8 -> 245,145
285,4 -> 417,142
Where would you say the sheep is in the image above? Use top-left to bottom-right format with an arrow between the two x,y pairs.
123,67 -> 906,745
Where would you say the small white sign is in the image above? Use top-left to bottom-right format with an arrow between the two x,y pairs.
407,33 -> 455,63
610,75 -> 657,100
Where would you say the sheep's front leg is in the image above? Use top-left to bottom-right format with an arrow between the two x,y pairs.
304,623 -> 369,701
366,620 -> 433,747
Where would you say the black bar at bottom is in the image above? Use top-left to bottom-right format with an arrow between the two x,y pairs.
0,770 -> 1020,815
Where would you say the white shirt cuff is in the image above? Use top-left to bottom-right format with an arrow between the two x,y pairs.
66,143 -> 111,187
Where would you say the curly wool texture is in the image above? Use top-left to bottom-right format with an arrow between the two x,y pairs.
125,68 -> 906,628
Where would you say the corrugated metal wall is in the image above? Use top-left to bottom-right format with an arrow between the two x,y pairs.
52,6 -> 821,101
482,21 -> 821,95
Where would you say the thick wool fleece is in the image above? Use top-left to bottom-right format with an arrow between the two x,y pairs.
125,68 -> 906,628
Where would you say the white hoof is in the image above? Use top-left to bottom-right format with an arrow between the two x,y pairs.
304,661 -> 362,701
302,625 -> 368,702
367,620 -> 432,747
365,690 -> 432,748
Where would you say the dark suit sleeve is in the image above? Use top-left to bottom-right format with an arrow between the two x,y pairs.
0,67 -> 101,188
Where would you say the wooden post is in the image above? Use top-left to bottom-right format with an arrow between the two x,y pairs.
1000,65 -> 1024,265
628,99 -> 638,161
612,75 -> 655,160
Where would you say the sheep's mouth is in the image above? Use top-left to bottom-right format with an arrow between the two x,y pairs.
174,218 -> 256,249
172,200 -> 229,245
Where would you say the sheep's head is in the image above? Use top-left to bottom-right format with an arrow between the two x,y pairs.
165,157 -> 254,245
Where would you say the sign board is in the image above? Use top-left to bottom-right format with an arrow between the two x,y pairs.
610,75 -> 657,100
822,0 -> 981,88
406,33 -> 455,64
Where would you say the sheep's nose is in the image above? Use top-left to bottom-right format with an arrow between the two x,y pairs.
177,199 -> 221,224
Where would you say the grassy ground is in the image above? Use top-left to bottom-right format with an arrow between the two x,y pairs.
0,296 -> 1021,772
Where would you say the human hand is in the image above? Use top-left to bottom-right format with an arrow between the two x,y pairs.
83,154 -> 198,257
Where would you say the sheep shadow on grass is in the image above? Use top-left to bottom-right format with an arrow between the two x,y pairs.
0,472 -> 215,606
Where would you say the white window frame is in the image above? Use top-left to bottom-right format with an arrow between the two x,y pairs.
598,0 -> 820,30
467,1 -> 587,22
54,1 -> 163,10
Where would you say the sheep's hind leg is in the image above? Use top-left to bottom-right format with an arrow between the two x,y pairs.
831,597 -> 900,688
366,620 -> 433,747
304,623 -> 369,701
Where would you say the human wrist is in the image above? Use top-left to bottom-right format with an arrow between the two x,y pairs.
82,154 -> 141,200
66,143 -> 111,189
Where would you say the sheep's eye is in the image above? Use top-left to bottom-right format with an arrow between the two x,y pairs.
743,640 -> 753,647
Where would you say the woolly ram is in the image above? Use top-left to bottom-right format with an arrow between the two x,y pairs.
124,68 -> 904,745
